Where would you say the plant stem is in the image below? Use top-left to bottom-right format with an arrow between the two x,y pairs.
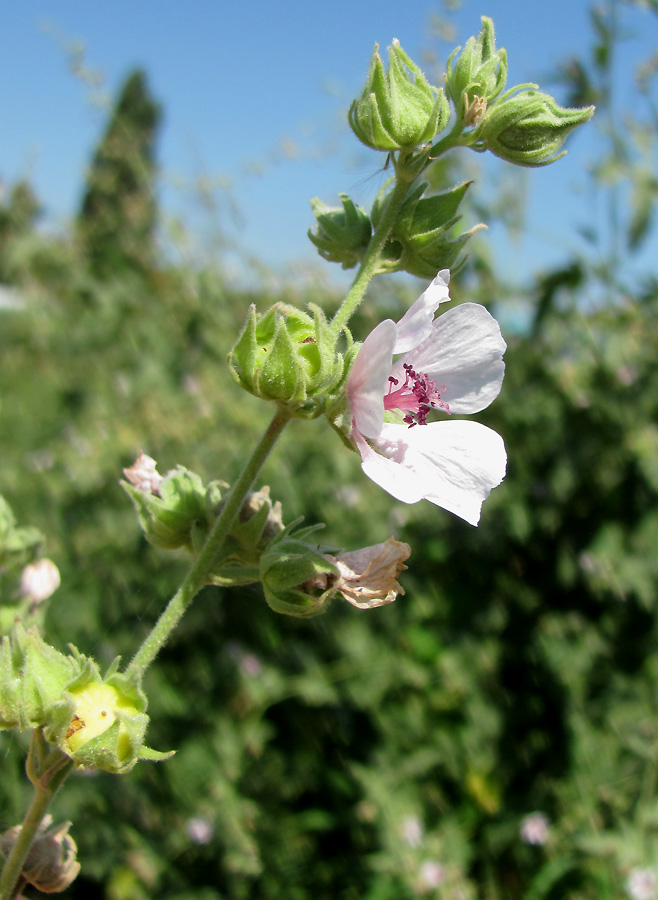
329,169 -> 412,335
125,405 -> 293,680
0,732 -> 73,900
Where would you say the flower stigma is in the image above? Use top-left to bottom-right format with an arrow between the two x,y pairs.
385,362 -> 450,427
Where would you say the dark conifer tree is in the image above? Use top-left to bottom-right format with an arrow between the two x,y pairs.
77,69 -> 161,278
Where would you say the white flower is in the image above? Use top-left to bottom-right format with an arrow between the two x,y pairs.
20,559 -> 61,604
347,270 -> 506,525
627,868 -> 658,900
520,812 -> 550,846
400,814 -> 424,847
122,452 -> 163,495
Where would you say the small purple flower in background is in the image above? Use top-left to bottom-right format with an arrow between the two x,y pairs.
520,812 -> 550,846
418,860 -> 446,891
347,270 -> 506,525
627,867 -> 658,900
185,816 -> 214,845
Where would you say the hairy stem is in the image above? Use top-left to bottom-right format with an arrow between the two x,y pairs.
0,732 -> 73,900
125,405 -> 293,680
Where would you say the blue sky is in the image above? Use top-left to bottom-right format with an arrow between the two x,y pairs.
1,0 -> 655,288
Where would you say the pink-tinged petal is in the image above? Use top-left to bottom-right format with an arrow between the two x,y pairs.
365,420 -> 506,525
393,270 -> 451,354
395,303 -> 506,414
347,319 -> 397,438
353,429 -> 427,503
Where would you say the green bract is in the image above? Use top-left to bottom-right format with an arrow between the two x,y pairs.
227,302 -> 344,414
445,16 -> 508,124
308,193 -> 372,268
371,181 -> 485,278
260,524 -> 338,617
0,624 -> 76,730
193,485 -> 285,587
473,88 -> 596,166
349,39 -> 449,151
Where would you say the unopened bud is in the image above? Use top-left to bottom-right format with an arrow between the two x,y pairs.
227,303 -> 344,413
349,40 -> 449,151
474,88 -> 595,166
308,193 -> 372,269
445,16 -> 507,123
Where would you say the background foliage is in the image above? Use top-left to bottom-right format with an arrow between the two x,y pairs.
1,2 -> 658,898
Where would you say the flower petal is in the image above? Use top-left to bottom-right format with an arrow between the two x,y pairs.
347,319 -> 397,438
393,269 -> 451,354
394,303 -> 506,414
358,420 -> 506,525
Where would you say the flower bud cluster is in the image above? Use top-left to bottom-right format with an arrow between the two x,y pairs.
228,302 -> 344,414
372,180 -> 483,278
122,455 -> 285,585
349,39 -> 449,151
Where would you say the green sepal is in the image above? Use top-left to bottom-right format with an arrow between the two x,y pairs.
349,40 -> 449,151
308,193 -> 372,268
260,524 -> 338,618
445,16 -> 508,123
0,624 -> 77,730
372,180 -> 484,277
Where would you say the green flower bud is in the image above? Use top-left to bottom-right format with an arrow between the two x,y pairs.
122,454 -> 208,550
0,624 -> 76,730
227,302 -> 344,413
259,526 -> 338,617
308,193 -> 372,268
445,16 -> 508,123
372,180 -> 485,278
349,39 -> 449,151
473,88 -> 595,166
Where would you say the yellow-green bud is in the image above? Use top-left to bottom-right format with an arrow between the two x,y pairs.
227,302 -> 344,413
473,88 -> 595,166
349,39 -> 449,151
308,193 -> 372,269
445,16 -> 508,123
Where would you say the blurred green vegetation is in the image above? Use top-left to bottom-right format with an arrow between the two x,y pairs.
2,2 -> 658,897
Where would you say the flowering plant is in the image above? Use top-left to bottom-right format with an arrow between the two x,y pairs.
0,17 -> 593,900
